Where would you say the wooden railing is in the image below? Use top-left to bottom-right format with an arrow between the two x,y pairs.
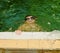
0,31 -> 60,39
0,32 -> 60,53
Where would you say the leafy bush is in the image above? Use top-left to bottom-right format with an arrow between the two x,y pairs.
0,0 -> 60,31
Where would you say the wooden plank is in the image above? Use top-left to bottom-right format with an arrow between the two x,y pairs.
0,32 -> 60,39
0,40 -> 60,49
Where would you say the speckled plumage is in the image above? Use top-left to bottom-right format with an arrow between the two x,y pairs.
18,22 -> 42,32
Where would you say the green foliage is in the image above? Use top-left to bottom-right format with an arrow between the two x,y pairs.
0,0 -> 60,31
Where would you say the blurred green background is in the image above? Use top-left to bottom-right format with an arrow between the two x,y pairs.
0,0 -> 60,32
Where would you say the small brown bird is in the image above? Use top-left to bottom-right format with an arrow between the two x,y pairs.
15,15 -> 42,35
